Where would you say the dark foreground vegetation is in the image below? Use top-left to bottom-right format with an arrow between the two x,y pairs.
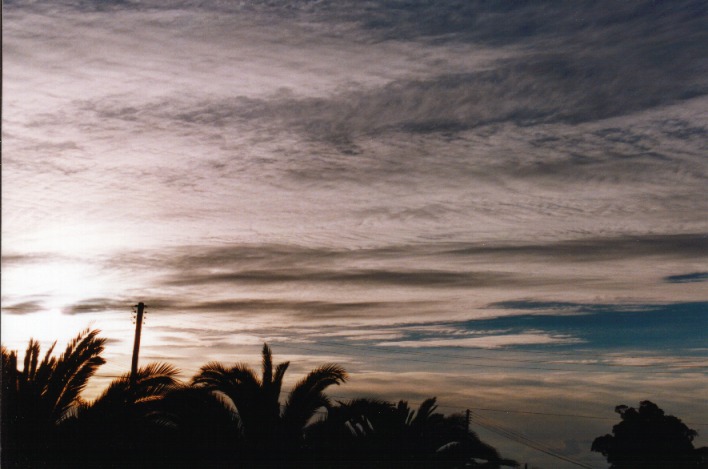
2,329 -> 517,469
3,329 -> 706,468
591,400 -> 708,469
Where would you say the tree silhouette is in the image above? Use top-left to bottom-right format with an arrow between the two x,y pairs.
591,400 -> 707,469
192,343 -> 348,463
150,385 -> 244,468
1,328 -> 106,468
58,362 -> 180,468
3,330 -> 518,468
306,397 -> 518,468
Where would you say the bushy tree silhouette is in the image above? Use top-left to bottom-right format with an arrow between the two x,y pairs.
591,400 -> 706,469
192,343 -> 348,464
1,329 -> 106,468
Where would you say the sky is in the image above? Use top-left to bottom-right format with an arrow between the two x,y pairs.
2,0 -> 707,467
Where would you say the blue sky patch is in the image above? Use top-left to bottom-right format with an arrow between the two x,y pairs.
664,272 -> 708,283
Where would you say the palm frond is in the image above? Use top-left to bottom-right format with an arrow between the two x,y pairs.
282,363 -> 347,431
193,362 -> 259,388
22,339 -> 40,383
330,398 -> 396,438
1,345 -> 14,363
131,362 -> 181,402
191,361 -> 230,385
192,361 -> 261,415
90,375 -> 132,410
90,362 -> 180,412
1,347 -> 18,395
411,397 -> 438,428
49,329 -> 106,420
226,363 -> 261,388
269,360 -> 290,403
192,362 -> 240,400
138,362 -> 181,379
35,343 -> 58,392
294,364 -> 348,396
2,346 -> 17,373
396,400 -> 415,426
261,343 -> 273,386
57,398 -> 88,423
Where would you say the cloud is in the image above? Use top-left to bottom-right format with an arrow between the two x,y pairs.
0,252 -> 75,265
354,1 -> 707,46
173,299 -> 434,321
5,0 -> 707,261
379,332 -> 583,349
25,0 -> 703,173
89,57 -> 706,154
72,236 -> 705,330
1,300 -> 46,315
149,234 -> 708,289
444,234 -> 708,262
284,54 -> 703,136
42,0 -> 704,54
311,329 -> 406,341
162,267 -> 519,289
60,297 -> 153,315
54,290 -> 438,324
484,301 -> 708,351
664,272 -> 708,283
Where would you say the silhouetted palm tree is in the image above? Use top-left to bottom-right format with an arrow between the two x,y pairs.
192,343 -> 347,462
86,361 -> 180,409
59,362 -> 181,468
1,328 -> 106,468
306,397 -> 517,468
150,386 -> 244,468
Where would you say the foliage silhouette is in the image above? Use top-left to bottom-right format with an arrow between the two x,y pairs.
58,362 -> 180,468
306,397 -> 518,468
149,385 -> 244,467
2,331 -> 520,468
1,329 -> 106,469
591,400 -> 707,469
192,343 -> 348,464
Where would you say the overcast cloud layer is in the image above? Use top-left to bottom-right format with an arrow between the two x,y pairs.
3,1 -> 707,467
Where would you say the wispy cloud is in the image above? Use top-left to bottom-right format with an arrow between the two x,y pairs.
162,267 -> 519,289
443,234 -> 708,262
0,300 -> 46,315
379,332 -> 583,349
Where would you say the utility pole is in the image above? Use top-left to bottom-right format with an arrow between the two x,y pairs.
130,302 -> 146,389
466,409 -> 471,432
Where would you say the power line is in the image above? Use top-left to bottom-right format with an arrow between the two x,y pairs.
284,387 -> 596,468
294,391 -> 708,427
468,410 -> 594,469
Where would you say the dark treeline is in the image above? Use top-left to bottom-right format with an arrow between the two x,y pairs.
1,329 -> 518,469
3,329 -> 706,468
